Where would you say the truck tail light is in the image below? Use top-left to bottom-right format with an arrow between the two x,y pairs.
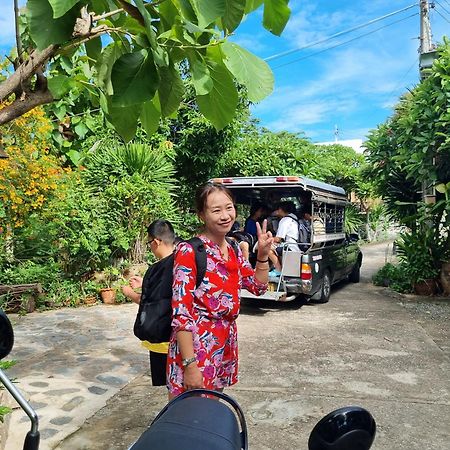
275,176 -> 299,182
300,263 -> 312,280
212,178 -> 233,184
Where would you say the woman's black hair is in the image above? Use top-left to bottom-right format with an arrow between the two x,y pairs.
195,182 -> 235,214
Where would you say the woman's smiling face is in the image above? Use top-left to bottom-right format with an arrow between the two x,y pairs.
200,190 -> 236,237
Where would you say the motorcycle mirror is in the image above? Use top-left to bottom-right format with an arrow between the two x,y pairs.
308,406 -> 376,450
0,309 -> 14,360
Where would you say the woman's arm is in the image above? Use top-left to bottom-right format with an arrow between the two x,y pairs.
254,220 -> 273,284
176,330 -> 204,389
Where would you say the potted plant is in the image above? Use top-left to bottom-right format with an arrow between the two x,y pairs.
81,280 -> 99,306
395,231 -> 440,296
98,267 -> 120,304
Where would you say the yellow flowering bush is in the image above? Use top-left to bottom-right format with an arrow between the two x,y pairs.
0,106 -> 64,234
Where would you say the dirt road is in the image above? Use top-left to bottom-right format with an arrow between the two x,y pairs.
6,241 -> 450,449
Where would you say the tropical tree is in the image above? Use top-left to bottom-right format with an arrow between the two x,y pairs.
364,41 -> 450,227
0,106 -> 64,262
215,123 -> 313,177
0,0 -> 291,141
81,140 -> 178,263
365,40 -> 450,290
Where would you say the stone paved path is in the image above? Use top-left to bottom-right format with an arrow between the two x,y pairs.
6,304 -> 146,449
7,241 -> 449,450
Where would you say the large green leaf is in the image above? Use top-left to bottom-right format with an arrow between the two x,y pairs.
189,0 -> 226,28
105,101 -> 142,142
27,0 -> 79,50
159,0 -> 180,29
172,0 -> 198,23
158,65 -> 185,117
96,41 -> 128,95
48,0 -> 80,18
245,0 -> 263,13
85,37 -> 102,64
188,52 -> 213,95
111,50 -> 159,107
263,0 -> 290,36
223,0 -> 245,33
48,74 -> 72,98
222,41 -> 273,102
197,57 -> 238,130
140,97 -> 161,135
133,0 -> 157,47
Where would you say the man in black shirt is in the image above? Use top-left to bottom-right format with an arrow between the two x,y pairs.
122,220 -> 175,386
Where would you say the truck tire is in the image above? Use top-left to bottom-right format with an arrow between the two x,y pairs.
313,270 -> 331,303
349,262 -> 361,283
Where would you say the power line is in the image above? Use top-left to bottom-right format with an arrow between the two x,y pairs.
435,0 -> 450,15
264,4 -> 418,63
434,2 -> 450,18
272,13 -> 419,70
384,56 -> 420,102
434,5 -> 450,22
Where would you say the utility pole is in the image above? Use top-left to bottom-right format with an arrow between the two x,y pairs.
334,125 -> 339,143
419,0 -> 436,78
419,1 -> 437,204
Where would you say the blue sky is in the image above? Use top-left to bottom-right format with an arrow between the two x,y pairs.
1,1 -> 449,143
232,0 -> 449,143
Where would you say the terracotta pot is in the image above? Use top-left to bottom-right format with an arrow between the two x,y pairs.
440,262 -> 450,295
413,279 -> 438,296
99,288 -> 116,304
84,295 -> 97,306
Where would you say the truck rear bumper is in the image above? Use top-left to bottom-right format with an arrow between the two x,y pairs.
240,289 -> 297,302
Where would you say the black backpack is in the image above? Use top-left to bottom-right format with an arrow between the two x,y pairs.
133,237 -> 239,344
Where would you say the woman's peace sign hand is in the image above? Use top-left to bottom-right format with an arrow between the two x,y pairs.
256,219 -> 273,260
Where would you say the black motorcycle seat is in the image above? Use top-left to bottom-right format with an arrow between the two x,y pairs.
130,396 -> 242,450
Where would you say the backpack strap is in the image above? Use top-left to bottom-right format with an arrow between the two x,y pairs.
186,237 -> 240,289
186,237 -> 207,289
225,237 -> 240,258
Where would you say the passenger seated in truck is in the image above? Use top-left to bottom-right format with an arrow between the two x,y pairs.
227,222 -> 254,261
267,201 -> 300,272
244,203 -> 265,238
298,207 -> 312,251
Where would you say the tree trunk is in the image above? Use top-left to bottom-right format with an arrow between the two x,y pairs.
0,89 -> 53,125
4,223 -> 14,263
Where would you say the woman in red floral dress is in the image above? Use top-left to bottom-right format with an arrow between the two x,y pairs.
167,183 -> 273,398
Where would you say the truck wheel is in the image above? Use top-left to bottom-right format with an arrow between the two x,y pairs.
349,262 -> 360,283
315,270 -> 331,303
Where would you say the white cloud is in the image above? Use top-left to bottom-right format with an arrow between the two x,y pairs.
260,96 -> 357,131
230,33 -> 268,54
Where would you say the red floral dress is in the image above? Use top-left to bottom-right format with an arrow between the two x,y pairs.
167,236 -> 267,395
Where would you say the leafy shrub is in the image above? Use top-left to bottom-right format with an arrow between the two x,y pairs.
0,260 -> 90,308
372,263 -> 412,293
44,279 -> 85,308
82,141 -> 179,263
42,173 -> 115,276
0,360 -> 16,423
396,231 -> 440,284
344,204 -> 364,234
0,260 -> 62,288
